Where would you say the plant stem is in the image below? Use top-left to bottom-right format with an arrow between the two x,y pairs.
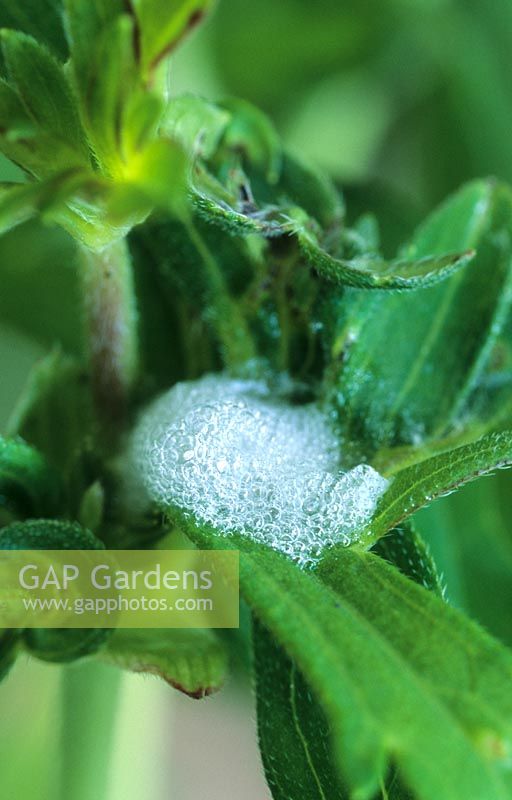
60,661 -> 122,800
79,238 -> 138,432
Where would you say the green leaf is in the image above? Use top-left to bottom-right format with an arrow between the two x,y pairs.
0,78 -> 41,175
52,180 -> 147,250
464,368 -> 512,436
0,30 -> 87,170
297,220 -> 474,290
187,97 -> 342,240
133,215 -> 256,369
116,138 -> 188,216
122,90 -> 164,159
255,530 -> 442,799
331,180 -> 512,450
0,436 -> 62,522
254,618 -> 347,800
7,350 -> 97,517
192,169 -> 280,237
0,517 -> 103,550
192,181 -> 281,236
63,0 -> 125,91
255,526 -> 442,800
128,225 -> 191,388
255,523 -> 443,800
358,430 -> 512,547
162,93 -> 230,160
7,350 -> 94,466
99,627 -> 227,697
0,519 -> 111,663
0,168 -> 119,253
64,1 -> 138,172
0,170 -> 90,235
277,151 -> 344,229
130,0 -> 215,78
24,626 -> 110,664
317,546 -> 512,798
371,520 -> 444,594
201,148 -> 344,236
0,0 -> 68,63
0,182 -> 48,234
255,625 -> 414,799
91,17 -> 137,164
210,533 -> 512,800
219,97 -> 282,184
371,422 -> 494,478
353,212 -> 380,252
80,15 -> 137,174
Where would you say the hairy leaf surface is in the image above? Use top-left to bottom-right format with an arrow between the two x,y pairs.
100,627 -> 227,697
360,430 -> 512,546
332,180 -> 512,449
0,30 -> 87,169
0,0 -> 67,63
297,222 -> 474,290
188,525 -> 512,800
255,523 -> 441,800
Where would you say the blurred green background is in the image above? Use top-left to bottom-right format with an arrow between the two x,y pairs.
2,1 -> 512,798
175,0 -> 512,245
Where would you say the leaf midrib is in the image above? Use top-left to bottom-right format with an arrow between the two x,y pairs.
239,550 -> 508,799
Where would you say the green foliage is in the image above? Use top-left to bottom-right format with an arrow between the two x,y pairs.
359,430 -> 512,547
0,436 -> 62,522
63,0 -> 126,112
187,527 -> 512,800
0,222 -> 80,353
100,627 -> 227,697
131,215 -> 257,371
0,172 -> 90,237
0,517 -> 103,550
110,139 -> 187,218
130,0 -> 216,79
0,79 -> 42,175
76,14 -> 137,172
332,180 -> 512,451
0,30 -> 87,167
0,0 -> 194,249
3,5 -> 512,800
0,0 -> 67,64
163,93 -> 230,159
23,626 -> 110,664
254,618 -> 346,800
6,350 -> 98,517
0,519 -> 111,664
254,524 -> 440,800
296,217 -> 474,290
371,521 -> 443,595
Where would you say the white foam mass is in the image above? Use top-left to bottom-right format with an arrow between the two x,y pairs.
131,374 -> 389,567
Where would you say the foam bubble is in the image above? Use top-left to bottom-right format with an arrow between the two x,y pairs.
131,374 -> 389,567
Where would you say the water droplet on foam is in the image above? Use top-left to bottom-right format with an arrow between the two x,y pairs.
130,373 -> 389,568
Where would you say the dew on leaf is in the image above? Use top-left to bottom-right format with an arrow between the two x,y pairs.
131,373 -> 389,567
